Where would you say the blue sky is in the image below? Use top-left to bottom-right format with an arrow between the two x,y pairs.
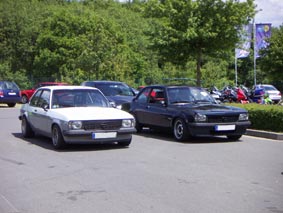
254,0 -> 283,27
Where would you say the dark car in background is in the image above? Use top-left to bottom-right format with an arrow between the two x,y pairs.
0,81 -> 21,107
130,85 -> 251,141
20,82 -> 69,104
81,81 -> 136,111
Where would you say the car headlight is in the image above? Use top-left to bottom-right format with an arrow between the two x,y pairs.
194,113 -> 207,122
68,121 -> 83,130
122,119 -> 135,128
239,113 -> 249,121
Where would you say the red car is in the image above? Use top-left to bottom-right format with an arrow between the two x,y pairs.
21,82 -> 68,103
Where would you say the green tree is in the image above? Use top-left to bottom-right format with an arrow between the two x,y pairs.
258,25 -> 283,85
144,0 -> 255,86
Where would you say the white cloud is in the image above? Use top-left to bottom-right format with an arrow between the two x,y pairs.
254,0 -> 283,27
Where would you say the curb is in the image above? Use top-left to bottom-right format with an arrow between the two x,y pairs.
246,129 -> 283,140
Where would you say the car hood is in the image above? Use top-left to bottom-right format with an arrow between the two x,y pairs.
107,96 -> 135,105
49,107 -> 134,120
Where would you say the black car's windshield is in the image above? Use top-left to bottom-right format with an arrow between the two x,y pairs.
95,83 -> 134,97
51,89 -> 110,108
168,87 -> 215,104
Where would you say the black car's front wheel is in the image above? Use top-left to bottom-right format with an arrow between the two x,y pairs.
173,118 -> 189,141
52,125 -> 66,149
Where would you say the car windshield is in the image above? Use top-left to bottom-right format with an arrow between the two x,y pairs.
168,87 -> 215,104
51,89 -> 110,109
95,83 -> 134,97
263,85 -> 277,91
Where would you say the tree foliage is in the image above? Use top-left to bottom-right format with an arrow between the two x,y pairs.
258,25 -> 283,85
2,0 -> 281,91
144,0 -> 255,86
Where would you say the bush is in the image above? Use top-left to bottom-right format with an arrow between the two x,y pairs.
227,103 -> 283,133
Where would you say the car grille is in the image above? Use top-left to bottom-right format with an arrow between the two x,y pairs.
83,120 -> 122,130
207,116 -> 239,123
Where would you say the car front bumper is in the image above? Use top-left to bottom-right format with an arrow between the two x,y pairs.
62,128 -> 136,144
187,121 -> 251,137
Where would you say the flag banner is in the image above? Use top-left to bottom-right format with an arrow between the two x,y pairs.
235,24 -> 253,58
255,23 -> 272,58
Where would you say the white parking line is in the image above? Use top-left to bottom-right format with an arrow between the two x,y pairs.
0,193 -> 20,213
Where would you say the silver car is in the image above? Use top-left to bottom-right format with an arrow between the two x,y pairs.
19,86 -> 136,149
254,84 -> 282,103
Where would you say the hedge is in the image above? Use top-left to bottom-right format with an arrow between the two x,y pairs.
226,103 -> 283,133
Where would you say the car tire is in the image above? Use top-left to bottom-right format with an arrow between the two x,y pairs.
52,125 -> 66,150
21,95 -> 28,104
227,135 -> 242,141
173,118 -> 189,141
118,138 -> 131,147
7,103 -> 16,107
21,116 -> 35,138
134,117 -> 143,133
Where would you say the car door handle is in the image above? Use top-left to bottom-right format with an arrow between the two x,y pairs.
146,105 -> 150,109
34,109 -> 37,112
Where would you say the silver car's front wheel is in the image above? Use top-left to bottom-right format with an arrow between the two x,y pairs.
52,125 -> 66,149
173,118 -> 189,141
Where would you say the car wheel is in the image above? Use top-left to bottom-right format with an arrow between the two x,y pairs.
173,118 -> 189,141
227,135 -> 242,141
21,95 -> 28,104
134,116 -> 143,133
118,138 -> 132,147
52,125 -> 66,149
7,103 -> 16,107
21,116 -> 35,138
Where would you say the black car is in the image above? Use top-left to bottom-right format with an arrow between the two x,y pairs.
0,80 -> 21,107
130,85 -> 251,141
81,81 -> 136,111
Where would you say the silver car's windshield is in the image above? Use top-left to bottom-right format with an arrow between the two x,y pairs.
52,89 -> 110,108
168,87 -> 215,104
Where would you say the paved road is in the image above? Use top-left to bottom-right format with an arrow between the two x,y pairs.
0,106 -> 283,213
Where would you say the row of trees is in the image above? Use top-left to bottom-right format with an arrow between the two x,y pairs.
0,0 -> 282,90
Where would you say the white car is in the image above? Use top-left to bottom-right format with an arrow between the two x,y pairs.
19,86 -> 136,149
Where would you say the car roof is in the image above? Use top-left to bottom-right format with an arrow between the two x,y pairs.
39,85 -> 99,90
83,80 -> 125,84
141,85 -> 201,89
38,82 -> 68,85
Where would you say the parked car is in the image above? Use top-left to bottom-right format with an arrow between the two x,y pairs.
20,82 -> 68,104
0,80 -> 21,107
130,85 -> 251,141
19,86 -> 136,149
251,84 -> 282,104
81,81 -> 136,111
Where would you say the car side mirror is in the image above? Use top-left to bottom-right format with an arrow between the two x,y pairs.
42,104 -> 49,111
109,101 -> 116,108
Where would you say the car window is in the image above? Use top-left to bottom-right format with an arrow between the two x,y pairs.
95,83 -> 134,96
263,85 -> 277,91
30,90 -> 43,107
136,88 -> 151,104
52,89 -> 110,108
168,87 -> 214,104
148,88 -> 165,104
37,90 -> 51,108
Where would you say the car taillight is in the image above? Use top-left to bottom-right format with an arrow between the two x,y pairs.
0,91 -> 3,96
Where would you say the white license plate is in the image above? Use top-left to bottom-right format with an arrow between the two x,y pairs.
92,132 -> 117,139
215,125 -> 235,131
8,92 -> 16,95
